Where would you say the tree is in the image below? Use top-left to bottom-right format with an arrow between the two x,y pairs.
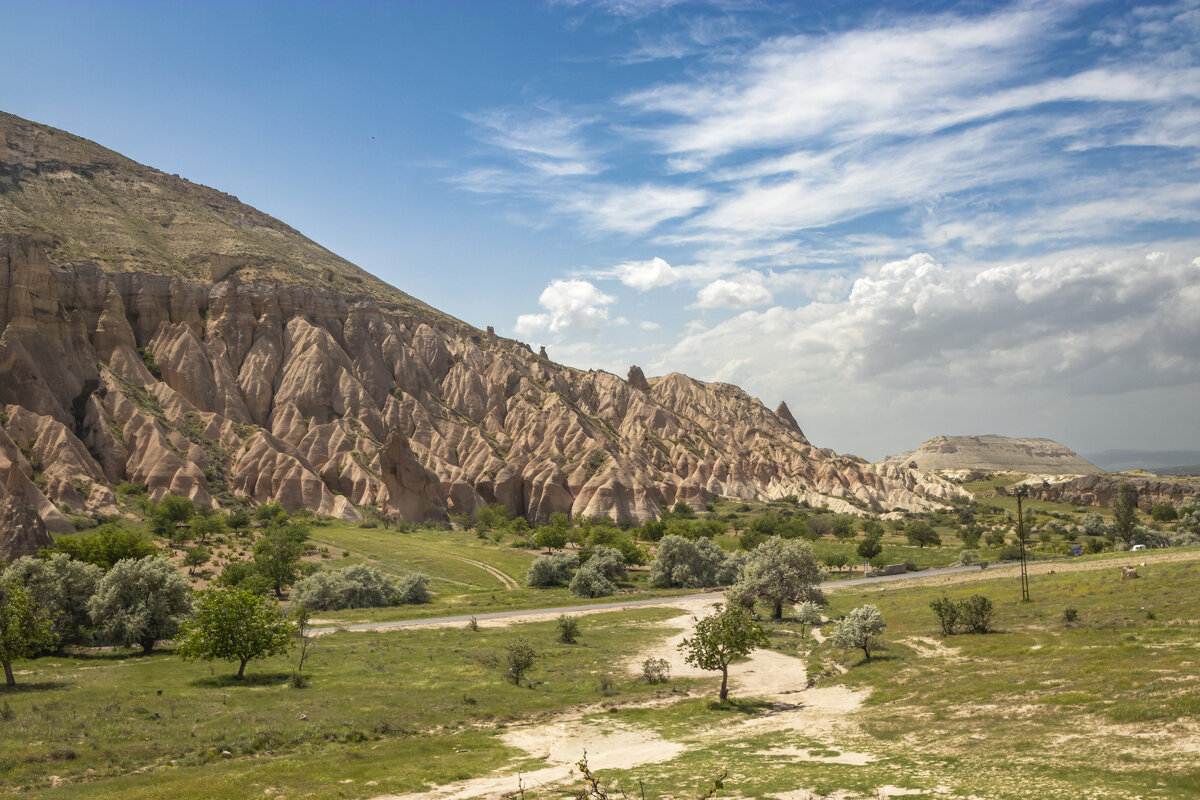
176,588 -> 294,679
533,525 -> 567,553
678,604 -> 769,701
254,500 -> 288,526
795,600 -> 823,639
150,494 -> 194,544
1112,483 -> 1138,542
650,535 -> 726,588
183,545 -> 211,576
856,532 -> 883,563
958,524 -> 982,548
88,557 -> 191,653
526,552 -> 578,587
730,538 -> 824,619
50,524 -> 156,570
569,559 -> 615,597
904,521 -> 941,548
504,637 -> 536,685
0,581 -> 54,687
253,522 -> 310,598
2,554 -> 101,651
830,604 -> 886,662
227,508 -> 252,536
1150,503 -> 1178,523
831,516 -> 856,541
189,509 -> 226,544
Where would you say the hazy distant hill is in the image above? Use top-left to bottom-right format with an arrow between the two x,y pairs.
885,434 -> 1100,475
1082,449 -> 1200,473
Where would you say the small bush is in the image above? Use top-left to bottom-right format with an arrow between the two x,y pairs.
960,594 -> 995,633
467,616 -> 479,632
1063,607 -> 1079,623
526,552 -> 577,587
930,594 -> 961,636
504,638 -> 536,686
641,657 -> 671,684
556,614 -> 580,644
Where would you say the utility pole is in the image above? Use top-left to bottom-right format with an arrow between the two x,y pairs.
1015,485 -> 1030,601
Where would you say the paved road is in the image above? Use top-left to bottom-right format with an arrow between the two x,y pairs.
309,562 -> 999,636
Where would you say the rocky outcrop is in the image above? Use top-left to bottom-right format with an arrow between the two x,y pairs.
0,111 -> 966,529
884,435 -> 1100,475
0,467 -> 53,563
1027,473 -> 1199,510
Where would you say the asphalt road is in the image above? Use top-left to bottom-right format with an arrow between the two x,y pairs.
309,562 -> 994,636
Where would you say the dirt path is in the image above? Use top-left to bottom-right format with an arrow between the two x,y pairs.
428,550 -> 521,590
376,597 -> 868,800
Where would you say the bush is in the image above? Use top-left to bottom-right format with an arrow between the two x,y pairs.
556,614 -> 580,644
569,560 -> 616,598
525,552 -> 577,587
959,594 -> 994,633
641,657 -> 670,684
830,605 -> 886,662
1063,607 -> 1079,623
649,535 -> 726,588
956,550 -> 980,566
291,565 -> 428,610
930,594 -> 961,636
504,637 -> 536,686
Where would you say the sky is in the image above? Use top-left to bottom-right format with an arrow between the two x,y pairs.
2,0 -> 1198,463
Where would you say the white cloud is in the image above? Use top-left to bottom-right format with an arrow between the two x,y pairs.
567,184 -> 708,234
612,256 -> 679,290
514,279 -> 617,337
639,320 -> 662,330
465,106 -> 598,177
694,276 -> 772,309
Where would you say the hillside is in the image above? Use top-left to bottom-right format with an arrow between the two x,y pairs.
0,111 -> 961,533
884,434 -> 1100,475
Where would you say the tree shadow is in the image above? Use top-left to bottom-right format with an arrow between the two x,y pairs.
1,680 -> 69,694
704,697 -> 773,715
191,671 -> 293,688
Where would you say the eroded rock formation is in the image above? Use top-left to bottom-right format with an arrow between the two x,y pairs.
884,435 -> 1100,475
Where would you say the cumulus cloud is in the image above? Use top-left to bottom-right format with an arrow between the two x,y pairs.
694,277 -> 772,309
669,249 -> 1200,394
514,279 -> 617,337
611,256 -> 680,290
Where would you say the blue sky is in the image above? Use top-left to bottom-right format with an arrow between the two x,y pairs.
3,0 -> 1198,462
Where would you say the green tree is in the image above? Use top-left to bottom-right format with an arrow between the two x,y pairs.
650,535 -> 726,588
1112,483 -> 1138,541
958,524 -> 982,548
856,532 -> 883,563
253,522 -> 310,598
226,508 -> 252,536
50,524 -> 156,570
533,525 -> 567,553
904,521 -> 941,548
176,588 -> 294,679
830,604 -> 886,663
504,637 -> 537,685
525,552 -> 578,587
2,554 -> 101,651
183,545 -> 212,576
150,494 -> 194,544
88,557 -> 191,653
678,604 -> 769,701
189,509 -> 226,544
729,538 -> 824,619
253,501 -> 288,526
1150,503 -> 1178,522
0,581 -> 55,687
831,516 -> 856,541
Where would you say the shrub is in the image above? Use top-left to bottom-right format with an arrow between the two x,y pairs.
556,614 -> 580,644
930,594 -> 961,636
649,535 -> 726,588
960,594 -> 995,633
957,550 -> 980,566
641,657 -> 670,684
569,560 -> 615,598
830,604 -> 886,662
1063,607 -> 1079,623
395,573 -> 430,605
291,565 -> 427,610
525,552 -> 577,587
504,637 -> 536,685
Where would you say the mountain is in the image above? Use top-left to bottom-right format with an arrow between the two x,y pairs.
0,111 -> 960,532
884,434 -> 1100,475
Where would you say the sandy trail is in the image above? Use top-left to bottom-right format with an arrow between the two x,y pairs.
377,597 -> 867,800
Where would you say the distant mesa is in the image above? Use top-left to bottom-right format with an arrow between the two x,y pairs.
884,434 -> 1101,475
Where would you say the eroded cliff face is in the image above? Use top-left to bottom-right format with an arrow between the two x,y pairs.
0,235 -> 961,528
884,435 -> 1100,475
